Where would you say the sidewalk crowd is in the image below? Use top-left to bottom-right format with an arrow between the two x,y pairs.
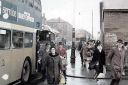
78,39 -> 128,85
37,39 -> 128,85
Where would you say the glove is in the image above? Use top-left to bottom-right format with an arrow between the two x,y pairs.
38,59 -> 41,64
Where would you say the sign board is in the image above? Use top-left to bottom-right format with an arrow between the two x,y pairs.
104,0 -> 128,9
18,11 -> 34,23
0,0 -> 36,28
105,33 -> 117,43
0,0 -> 17,21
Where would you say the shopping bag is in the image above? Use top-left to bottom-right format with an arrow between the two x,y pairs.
97,73 -> 106,85
97,73 -> 105,78
96,66 -> 106,79
97,79 -> 106,85
59,74 -> 65,84
103,66 -> 106,74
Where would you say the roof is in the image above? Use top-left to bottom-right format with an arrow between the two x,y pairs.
42,25 -> 60,34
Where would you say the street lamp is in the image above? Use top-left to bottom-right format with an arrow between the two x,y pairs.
48,32 -> 51,41
70,0 -> 76,63
70,28 -> 75,63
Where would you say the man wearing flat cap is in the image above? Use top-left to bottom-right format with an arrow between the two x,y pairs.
107,39 -> 125,85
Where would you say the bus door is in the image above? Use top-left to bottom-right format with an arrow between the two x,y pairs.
0,29 -> 11,84
35,30 -> 41,71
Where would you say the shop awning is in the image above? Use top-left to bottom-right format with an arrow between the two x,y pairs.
42,25 -> 60,34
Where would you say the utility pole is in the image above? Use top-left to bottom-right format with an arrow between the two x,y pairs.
71,28 -> 75,63
92,10 -> 93,39
100,2 -> 104,45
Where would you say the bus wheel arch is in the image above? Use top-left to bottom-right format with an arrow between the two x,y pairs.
21,56 -> 32,83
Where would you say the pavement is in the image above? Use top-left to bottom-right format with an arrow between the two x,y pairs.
18,49 -> 128,85
66,49 -> 128,79
66,49 -> 128,85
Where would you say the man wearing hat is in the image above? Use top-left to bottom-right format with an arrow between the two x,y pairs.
107,39 -> 125,85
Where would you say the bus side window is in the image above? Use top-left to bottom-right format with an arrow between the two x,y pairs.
0,29 -> 11,49
12,30 -> 23,48
24,32 -> 33,48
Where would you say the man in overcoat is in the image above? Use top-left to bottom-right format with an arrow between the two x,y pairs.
107,39 -> 125,85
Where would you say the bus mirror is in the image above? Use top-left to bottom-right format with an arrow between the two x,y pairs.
0,29 -> 6,35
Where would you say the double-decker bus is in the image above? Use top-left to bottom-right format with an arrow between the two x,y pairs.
0,0 -> 42,84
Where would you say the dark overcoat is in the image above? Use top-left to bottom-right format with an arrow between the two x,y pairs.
46,53 -> 63,84
92,48 -> 105,73
38,48 -> 49,70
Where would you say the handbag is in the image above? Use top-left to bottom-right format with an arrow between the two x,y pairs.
115,71 -> 121,79
97,73 -> 106,85
103,66 -> 106,74
59,73 -> 65,84
88,61 -> 97,70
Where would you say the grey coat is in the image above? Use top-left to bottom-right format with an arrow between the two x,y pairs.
46,53 -> 63,84
38,48 -> 49,70
124,49 -> 128,67
107,47 -> 125,79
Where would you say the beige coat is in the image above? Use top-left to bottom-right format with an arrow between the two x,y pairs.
107,47 -> 125,79
82,45 -> 92,60
82,45 -> 88,60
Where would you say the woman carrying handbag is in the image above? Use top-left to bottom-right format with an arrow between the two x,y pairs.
91,41 -> 106,79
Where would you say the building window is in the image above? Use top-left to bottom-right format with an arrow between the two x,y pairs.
28,0 -> 34,7
0,29 -> 11,49
34,0 -> 41,12
21,0 -> 24,2
12,30 -> 23,48
36,22 -> 40,28
24,32 -> 33,48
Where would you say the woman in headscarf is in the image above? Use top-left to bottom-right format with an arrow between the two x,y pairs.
56,42 -> 67,84
45,46 -> 63,85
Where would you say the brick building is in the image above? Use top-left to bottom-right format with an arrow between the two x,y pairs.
102,0 -> 128,52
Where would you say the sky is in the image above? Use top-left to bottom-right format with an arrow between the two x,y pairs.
41,0 -> 102,39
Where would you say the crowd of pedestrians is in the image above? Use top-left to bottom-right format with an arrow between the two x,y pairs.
37,38 -> 128,85
78,39 -> 128,85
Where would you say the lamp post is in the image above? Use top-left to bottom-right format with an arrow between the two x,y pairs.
70,28 -> 75,63
70,0 -> 76,63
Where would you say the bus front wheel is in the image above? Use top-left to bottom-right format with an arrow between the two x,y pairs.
21,59 -> 31,83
